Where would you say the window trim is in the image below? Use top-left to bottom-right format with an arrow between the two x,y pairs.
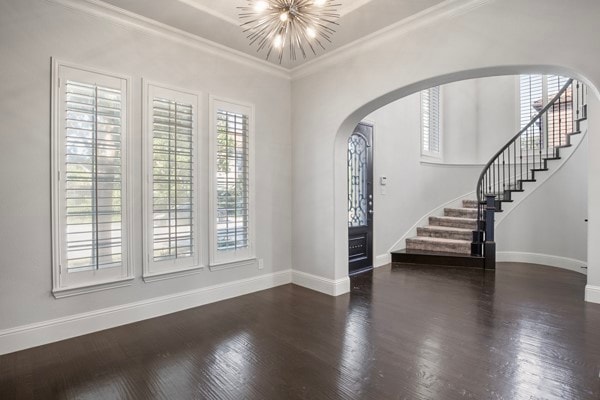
420,86 -> 443,160
208,96 -> 256,268
142,80 -> 204,281
51,58 -> 134,298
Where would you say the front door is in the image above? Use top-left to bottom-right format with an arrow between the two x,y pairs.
348,122 -> 373,275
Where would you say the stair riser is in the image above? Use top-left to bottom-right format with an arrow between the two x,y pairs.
429,216 -> 478,230
417,227 -> 472,241
406,239 -> 471,255
444,208 -> 478,219
462,200 -> 478,209
391,251 -> 485,269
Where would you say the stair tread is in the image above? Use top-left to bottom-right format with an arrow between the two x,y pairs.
407,236 -> 471,244
432,216 -> 477,222
421,225 -> 472,232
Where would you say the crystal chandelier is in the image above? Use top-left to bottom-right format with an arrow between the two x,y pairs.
239,0 -> 341,64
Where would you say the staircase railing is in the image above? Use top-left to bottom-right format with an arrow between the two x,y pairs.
472,78 -> 588,266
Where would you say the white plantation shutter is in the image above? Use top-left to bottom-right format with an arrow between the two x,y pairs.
520,75 -> 571,149
210,98 -> 254,265
64,81 -> 124,272
520,75 -> 543,129
52,62 -> 131,294
216,110 -> 249,251
519,75 -> 543,150
144,84 -> 199,276
421,87 -> 440,155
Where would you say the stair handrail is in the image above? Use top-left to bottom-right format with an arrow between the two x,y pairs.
472,77 -> 588,262
475,78 -> 574,205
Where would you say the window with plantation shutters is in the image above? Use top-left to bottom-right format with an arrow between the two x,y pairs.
421,86 -> 441,157
520,75 -> 571,150
143,83 -> 200,278
52,61 -> 132,296
210,98 -> 255,266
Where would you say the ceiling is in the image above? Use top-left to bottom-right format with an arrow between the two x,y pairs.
102,0 -> 446,69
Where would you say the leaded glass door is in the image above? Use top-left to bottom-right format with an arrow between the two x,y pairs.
348,122 -> 373,275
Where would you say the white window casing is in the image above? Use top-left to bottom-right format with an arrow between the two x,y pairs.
209,97 -> 255,267
51,59 -> 133,297
142,81 -> 202,280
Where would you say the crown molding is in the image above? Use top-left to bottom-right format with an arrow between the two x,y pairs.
290,0 -> 494,80
46,0 -> 493,81
46,0 -> 290,79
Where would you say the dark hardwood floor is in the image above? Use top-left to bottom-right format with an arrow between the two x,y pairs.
2,262 -> 600,399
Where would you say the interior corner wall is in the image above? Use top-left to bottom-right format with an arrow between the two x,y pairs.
0,0 -> 292,331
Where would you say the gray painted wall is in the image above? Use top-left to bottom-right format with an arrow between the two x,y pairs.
290,0 -> 600,289
0,0 -> 292,330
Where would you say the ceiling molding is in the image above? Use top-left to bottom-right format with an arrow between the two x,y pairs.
46,0 -> 290,79
46,0 -> 492,80
175,0 -> 239,26
290,0 -> 495,80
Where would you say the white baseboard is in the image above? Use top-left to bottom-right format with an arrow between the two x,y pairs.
585,285 -> 600,304
497,252 -> 587,275
292,270 -> 350,296
0,269 -> 292,356
375,254 -> 391,268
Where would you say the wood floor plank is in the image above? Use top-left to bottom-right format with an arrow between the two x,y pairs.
1,262 -> 599,399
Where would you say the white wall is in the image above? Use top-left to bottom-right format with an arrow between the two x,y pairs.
290,0 -> 600,298
367,81 -> 483,259
477,76 -> 520,160
496,136 -> 588,264
0,0 -> 292,330
442,79 -> 479,163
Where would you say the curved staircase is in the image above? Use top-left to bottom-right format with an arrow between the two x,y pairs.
392,77 -> 588,269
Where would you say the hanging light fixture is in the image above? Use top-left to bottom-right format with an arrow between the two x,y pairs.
239,0 -> 341,64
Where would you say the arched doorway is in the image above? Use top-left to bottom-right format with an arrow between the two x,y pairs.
331,66 -> 598,294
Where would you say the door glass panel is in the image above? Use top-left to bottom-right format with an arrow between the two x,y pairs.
348,133 -> 368,227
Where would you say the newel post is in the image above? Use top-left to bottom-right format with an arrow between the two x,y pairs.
484,195 -> 496,270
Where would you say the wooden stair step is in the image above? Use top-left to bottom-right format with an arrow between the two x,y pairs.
406,236 -> 471,255
462,199 -> 478,209
391,249 -> 486,269
417,225 -> 473,241
429,216 -> 478,230
444,207 -> 478,219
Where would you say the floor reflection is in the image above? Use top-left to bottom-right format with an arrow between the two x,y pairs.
336,270 -> 374,398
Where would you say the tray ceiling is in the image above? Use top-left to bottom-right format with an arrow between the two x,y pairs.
101,0 -> 447,68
